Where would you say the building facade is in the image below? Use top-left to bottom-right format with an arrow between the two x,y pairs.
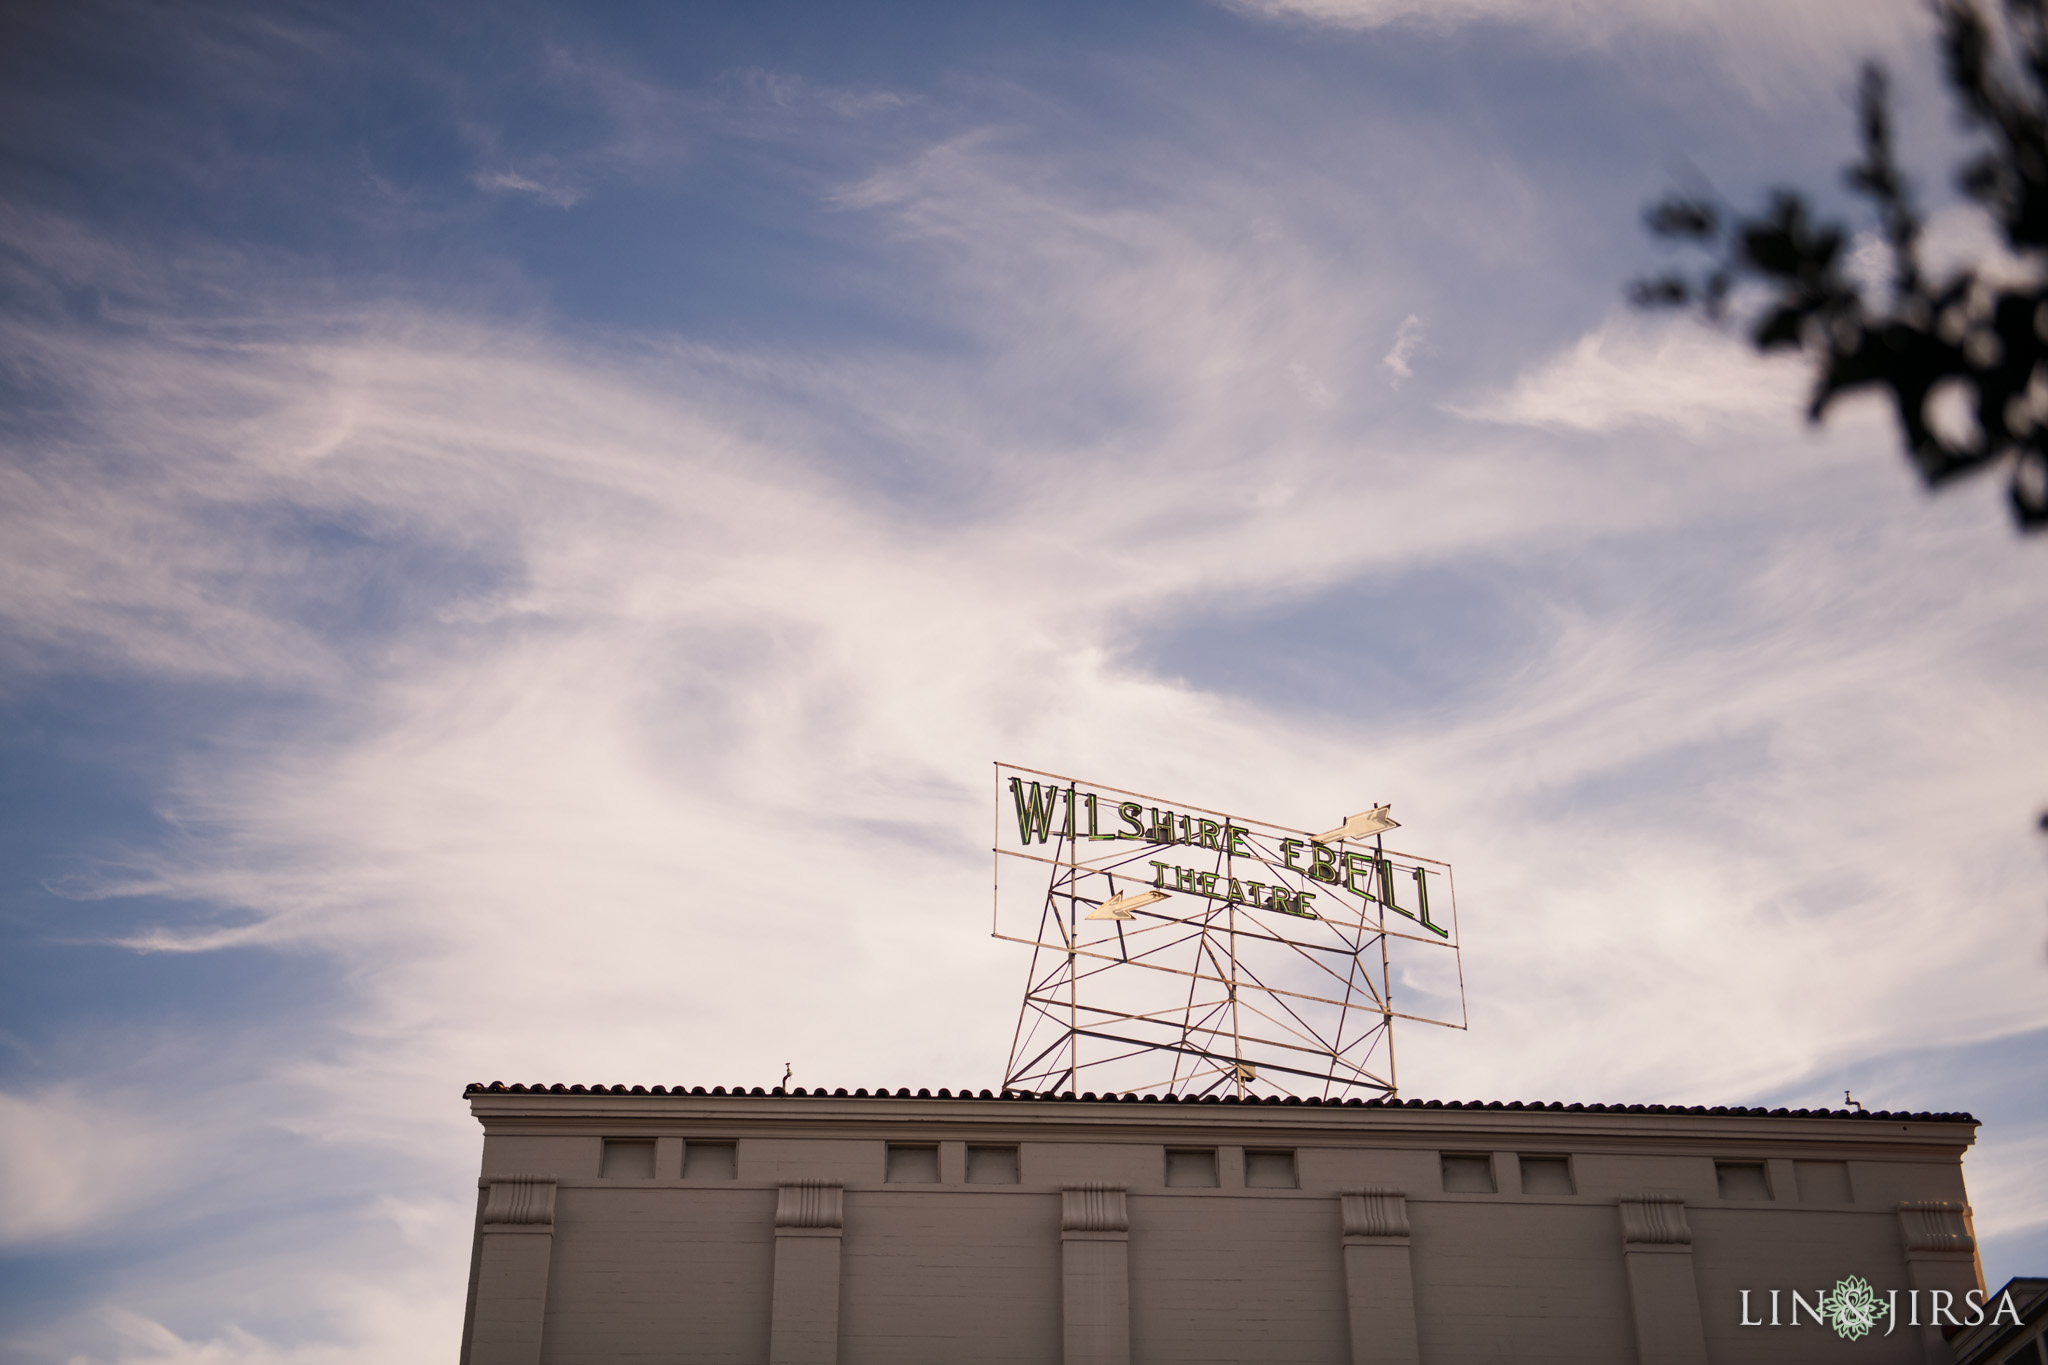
460,1084 -> 1987,1365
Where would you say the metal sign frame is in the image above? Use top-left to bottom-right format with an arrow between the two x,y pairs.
993,762 -> 1466,1100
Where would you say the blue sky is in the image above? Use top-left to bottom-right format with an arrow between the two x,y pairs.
4,1 -> 2046,1359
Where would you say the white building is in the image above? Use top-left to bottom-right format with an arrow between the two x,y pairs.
459,1082 -> 1992,1364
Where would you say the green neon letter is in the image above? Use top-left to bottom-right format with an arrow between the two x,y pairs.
1379,858 -> 1416,921
1309,844 -> 1339,884
1082,791 -> 1117,839
1118,802 -> 1146,839
1281,838 -> 1305,871
1009,777 -> 1060,845
1149,860 -> 1171,888
1413,866 -> 1449,938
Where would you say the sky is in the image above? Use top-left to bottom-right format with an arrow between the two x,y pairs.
2,0 -> 2045,1360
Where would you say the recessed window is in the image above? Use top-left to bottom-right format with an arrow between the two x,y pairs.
1519,1155 -> 1575,1195
1245,1150 -> 1297,1188
966,1145 -> 1019,1184
601,1138 -> 655,1179
1716,1161 -> 1772,1200
1165,1148 -> 1218,1187
886,1144 -> 939,1183
1793,1160 -> 1851,1204
683,1141 -> 736,1181
1440,1153 -> 1495,1193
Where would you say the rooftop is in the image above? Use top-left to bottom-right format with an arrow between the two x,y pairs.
462,1082 -> 1974,1123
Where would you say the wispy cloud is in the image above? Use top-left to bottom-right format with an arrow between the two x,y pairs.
469,169 -> 584,207
1381,313 -> 1425,383
0,1087 -> 168,1244
1217,0 -> 1927,60
1453,312 -> 1813,434
1217,0 -> 1934,112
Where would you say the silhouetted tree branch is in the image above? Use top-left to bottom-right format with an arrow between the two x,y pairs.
1635,0 -> 2048,532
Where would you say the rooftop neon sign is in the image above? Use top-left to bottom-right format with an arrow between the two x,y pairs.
992,763 -> 1465,1100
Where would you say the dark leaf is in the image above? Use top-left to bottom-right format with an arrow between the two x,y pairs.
1752,304 -> 1807,350
1739,226 -> 1804,277
1628,276 -> 1690,307
1644,198 -> 1718,239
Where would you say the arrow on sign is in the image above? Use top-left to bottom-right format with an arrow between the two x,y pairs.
1087,889 -> 1169,920
1311,805 -> 1399,845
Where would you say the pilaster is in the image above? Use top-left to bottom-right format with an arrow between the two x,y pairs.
1899,1201 -> 1978,1365
467,1174 -> 557,1365
1617,1194 -> 1708,1365
1061,1183 -> 1130,1365
1339,1188 -> 1420,1365
770,1180 -> 845,1365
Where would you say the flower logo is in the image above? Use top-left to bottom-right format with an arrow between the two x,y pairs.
1820,1275 -> 1885,1341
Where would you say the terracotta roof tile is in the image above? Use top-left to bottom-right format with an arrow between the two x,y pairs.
459,1081 -> 1974,1122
